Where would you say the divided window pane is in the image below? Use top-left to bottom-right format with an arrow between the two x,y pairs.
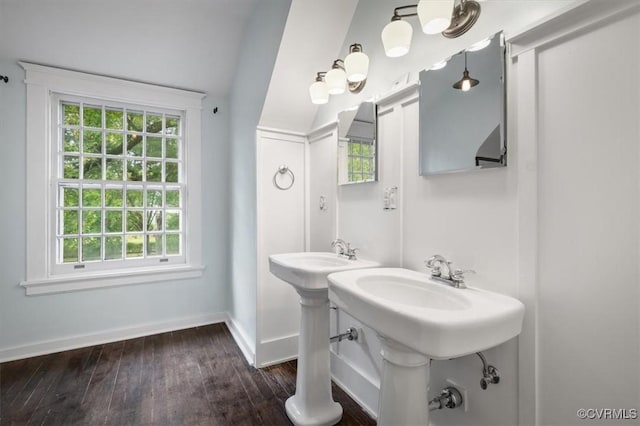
56,99 -> 185,265
347,138 -> 376,183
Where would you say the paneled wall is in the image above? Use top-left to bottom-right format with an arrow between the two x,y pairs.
255,129 -> 306,367
308,126 -> 338,252
307,2 -> 640,425
512,3 -> 640,424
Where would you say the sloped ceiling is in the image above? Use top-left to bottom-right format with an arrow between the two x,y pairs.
0,0 -> 258,95
259,0 -> 359,133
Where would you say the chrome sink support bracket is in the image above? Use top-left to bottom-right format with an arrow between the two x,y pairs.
476,351 -> 500,389
330,327 -> 359,344
428,386 -> 464,411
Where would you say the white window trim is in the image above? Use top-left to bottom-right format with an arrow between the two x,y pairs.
20,62 -> 205,295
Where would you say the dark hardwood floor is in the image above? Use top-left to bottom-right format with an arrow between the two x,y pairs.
0,323 -> 375,425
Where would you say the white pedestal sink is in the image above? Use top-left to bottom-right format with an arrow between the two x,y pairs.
269,252 -> 379,426
328,268 -> 525,426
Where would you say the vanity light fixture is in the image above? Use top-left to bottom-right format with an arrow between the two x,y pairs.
381,0 -> 482,58
452,51 -> 479,91
308,43 -> 368,104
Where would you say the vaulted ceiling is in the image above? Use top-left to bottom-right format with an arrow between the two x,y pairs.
0,0 -> 260,95
259,0 -> 359,133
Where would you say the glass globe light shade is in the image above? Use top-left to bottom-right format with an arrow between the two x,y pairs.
325,67 -> 347,95
344,51 -> 369,83
417,0 -> 455,35
381,19 -> 413,58
309,80 -> 329,104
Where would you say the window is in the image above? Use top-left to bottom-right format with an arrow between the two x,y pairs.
347,138 -> 376,183
54,97 -> 185,272
21,63 -> 204,295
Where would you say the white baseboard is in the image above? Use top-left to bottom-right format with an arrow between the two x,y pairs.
0,312 -> 228,363
330,349 -> 380,420
225,315 -> 256,366
255,334 -> 298,368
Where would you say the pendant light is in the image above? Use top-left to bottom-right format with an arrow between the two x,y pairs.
309,72 -> 329,104
452,52 -> 479,91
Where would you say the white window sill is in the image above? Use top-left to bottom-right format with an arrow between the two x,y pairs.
20,265 -> 205,295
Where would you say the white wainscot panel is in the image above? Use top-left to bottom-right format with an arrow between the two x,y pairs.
256,129 -> 306,367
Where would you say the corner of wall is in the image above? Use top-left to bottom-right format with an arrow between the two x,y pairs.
227,0 -> 292,350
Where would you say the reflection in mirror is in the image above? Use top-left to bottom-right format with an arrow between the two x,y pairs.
419,32 -> 506,176
338,102 -> 377,185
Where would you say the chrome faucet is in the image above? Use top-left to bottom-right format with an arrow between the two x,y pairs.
425,254 -> 474,289
331,239 -> 359,260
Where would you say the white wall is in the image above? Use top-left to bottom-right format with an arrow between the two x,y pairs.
228,0 -> 291,359
305,2 -> 640,425
515,5 -> 640,425
255,129 -> 305,367
303,1 -> 633,425
308,126 -> 338,252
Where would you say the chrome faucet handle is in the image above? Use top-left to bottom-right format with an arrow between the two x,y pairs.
451,269 -> 475,288
345,246 -> 359,260
331,239 -> 347,256
424,257 -> 443,276
452,269 -> 476,278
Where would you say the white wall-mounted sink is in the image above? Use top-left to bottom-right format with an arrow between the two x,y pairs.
328,267 -> 524,425
328,267 -> 524,360
269,252 -> 379,292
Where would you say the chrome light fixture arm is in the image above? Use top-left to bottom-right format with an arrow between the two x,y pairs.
442,0 -> 482,39
390,4 -> 418,20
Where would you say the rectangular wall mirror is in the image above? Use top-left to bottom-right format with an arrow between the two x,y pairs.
419,32 -> 506,176
338,101 -> 377,185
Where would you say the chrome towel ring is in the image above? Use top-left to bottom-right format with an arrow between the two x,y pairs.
273,165 -> 295,190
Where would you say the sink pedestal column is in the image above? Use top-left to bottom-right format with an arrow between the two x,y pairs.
378,336 -> 431,426
285,288 -> 342,426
